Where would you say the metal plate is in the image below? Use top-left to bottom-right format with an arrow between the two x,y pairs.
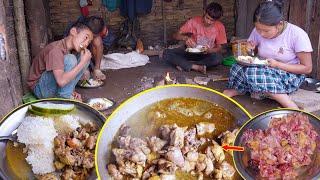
87,98 -> 115,111
300,78 -> 320,92
236,60 -> 267,67
96,85 -> 252,179
185,47 -> 206,54
185,51 -> 205,55
0,99 -> 106,180
233,109 -> 320,180
77,79 -> 104,89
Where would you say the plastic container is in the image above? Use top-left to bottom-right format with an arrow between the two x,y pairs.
222,56 -> 236,67
231,39 -> 248,57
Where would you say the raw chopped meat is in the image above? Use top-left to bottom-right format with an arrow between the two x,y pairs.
242,113 -> 319,179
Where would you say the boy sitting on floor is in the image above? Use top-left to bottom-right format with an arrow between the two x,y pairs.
65,16 -> 109,80
27,21 -> 94,101
164,2 -> 227,74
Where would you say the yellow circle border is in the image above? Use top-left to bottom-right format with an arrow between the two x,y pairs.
233,108 -> 320,180
95,84 -> 252,179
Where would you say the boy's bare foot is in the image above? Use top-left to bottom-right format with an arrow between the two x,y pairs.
192,65 -> 206,74
200,65 -> 206,74
93,69 -> 106,80
176,66 -> 183,71
71,91 -> 82,101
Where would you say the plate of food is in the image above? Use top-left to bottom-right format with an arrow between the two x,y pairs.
301,78 -> 320,92
87,98 -> 114,111
78,79 -> 104,88
0,99 -> 105,180
233,109 -> 320,180
236,56 -> 268,67
185,45 -> 206,54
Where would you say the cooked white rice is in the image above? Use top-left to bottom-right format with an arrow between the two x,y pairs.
26,144 -> 55,174
17,116 -> 57,174
17,116 -> 57,145
54,115 -> 81,134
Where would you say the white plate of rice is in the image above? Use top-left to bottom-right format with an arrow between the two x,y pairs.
0,100 -> 105,180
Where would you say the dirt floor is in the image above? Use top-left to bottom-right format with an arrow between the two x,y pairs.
76,56 -> 319,118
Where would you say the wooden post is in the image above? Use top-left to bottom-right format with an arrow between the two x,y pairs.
289,0 -> 308,30
317,32 -> 320,79
305,0 -> 314,34
13,0 -> 30,93
235,0 -> 248,38
235,0 -> 260,38
203,0 -> 207,10
245,0 -> 260,37
24,0 -> 50,58
310,0 -> 320,79
162,0 -> 167,47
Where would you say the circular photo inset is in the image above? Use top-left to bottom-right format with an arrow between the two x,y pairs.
96,84 -> 252,180
0,99 -> 106,179
233,109 -> 320,180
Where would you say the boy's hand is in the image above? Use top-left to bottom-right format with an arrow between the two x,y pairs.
186,38 -> 196,48
80,48 -> 92,63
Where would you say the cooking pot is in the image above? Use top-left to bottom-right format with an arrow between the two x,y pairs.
95,85 -> 252,179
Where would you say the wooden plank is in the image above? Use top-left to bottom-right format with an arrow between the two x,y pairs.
235,0 -> 248,38
305,0 -> 314,33
317,33 -> 320,79
235,0 -> 260,38
305,0 -> 319,78
289,0 -> 308,30
283,0 -> 290,21
24,0 -> 49,58
245,0 -> 260,37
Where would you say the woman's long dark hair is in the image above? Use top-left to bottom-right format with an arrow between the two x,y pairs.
253,0 -> 284,26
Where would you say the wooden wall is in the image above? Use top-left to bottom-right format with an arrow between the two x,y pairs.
236,0 -> 320,78
0,0 -> 23,118
48,0 -> 236,46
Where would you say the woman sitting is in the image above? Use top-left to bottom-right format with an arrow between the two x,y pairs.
223,0 -> 313,108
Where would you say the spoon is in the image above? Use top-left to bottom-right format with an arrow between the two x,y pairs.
248,49 -> 255,57
0,129 -> 18,142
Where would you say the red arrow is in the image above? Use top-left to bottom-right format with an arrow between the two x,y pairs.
222,145 -> 244,152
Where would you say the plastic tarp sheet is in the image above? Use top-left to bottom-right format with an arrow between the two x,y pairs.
101,51 -> 150,70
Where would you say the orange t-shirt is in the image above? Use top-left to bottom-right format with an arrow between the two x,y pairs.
27,39 -> 68,90
179,16 -> 227,48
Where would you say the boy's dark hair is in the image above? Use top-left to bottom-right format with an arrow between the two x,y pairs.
253,0 -> 284,26
206,2 -> 223,20
83,16 -> 105,35
70,21 -> 91,32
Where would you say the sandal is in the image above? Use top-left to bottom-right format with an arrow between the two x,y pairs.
93,69 -> 106,80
